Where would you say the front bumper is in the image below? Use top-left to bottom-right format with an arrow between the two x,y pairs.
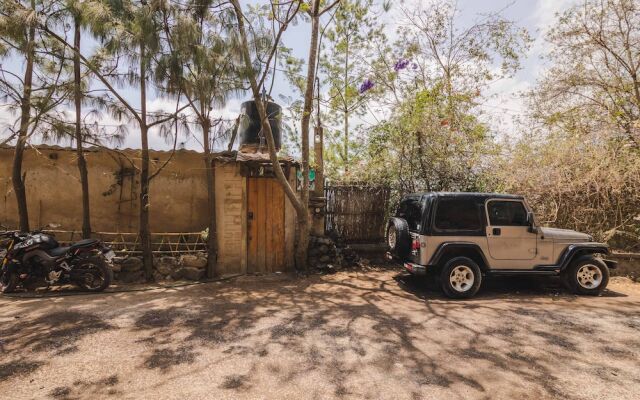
404,262 -> 427,276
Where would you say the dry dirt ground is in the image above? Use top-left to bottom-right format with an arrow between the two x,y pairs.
1,267 -> 640,400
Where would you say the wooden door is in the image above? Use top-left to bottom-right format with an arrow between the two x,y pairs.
247,177 -> 286,273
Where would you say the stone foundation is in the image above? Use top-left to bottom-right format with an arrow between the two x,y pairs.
307,235 -> 359,273
111,252 -> 208,283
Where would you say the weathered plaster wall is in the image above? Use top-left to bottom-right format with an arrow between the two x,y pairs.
1,146 -> 298,275
0,146 -> 209,233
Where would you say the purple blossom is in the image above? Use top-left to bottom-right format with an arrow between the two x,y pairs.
411,62 -> 418,70
394,58 -> 410,72
359,78 -> 374,94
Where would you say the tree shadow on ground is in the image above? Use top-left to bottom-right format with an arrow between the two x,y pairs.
0,311 -> 114,356
117,270 -> 640,398
0,359 -> 43,382
1,269 -> 639,399
0,310 -> 116,386
49,374 -> 122,400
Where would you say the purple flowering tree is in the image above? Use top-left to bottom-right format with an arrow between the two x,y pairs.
319,0 -> 387,176
359,78 -> 375,94
394,59 -> 410,72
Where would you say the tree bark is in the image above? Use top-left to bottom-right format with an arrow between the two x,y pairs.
74,17 -> 92,239
343,108 -> 349,173
202,118 -> 217,278
231,0 -> 311,271
12,2 -> 36,232
343,38 -> 349,174
139,43 -> 153,281
296,0 -> 322,270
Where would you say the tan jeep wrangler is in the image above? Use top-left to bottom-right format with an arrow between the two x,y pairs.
386,192 -> 617,298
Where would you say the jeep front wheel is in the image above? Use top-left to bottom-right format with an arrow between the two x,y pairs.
565,256 -> 609,295
440,257 -> 482,299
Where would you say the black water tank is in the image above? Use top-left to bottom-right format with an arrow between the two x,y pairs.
238,100 -> 282,150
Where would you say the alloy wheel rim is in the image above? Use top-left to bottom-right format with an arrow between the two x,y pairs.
388,227 -> 397,248
82,264 -> 105,289
449,265 -> 474,292
577,264 -> 602,289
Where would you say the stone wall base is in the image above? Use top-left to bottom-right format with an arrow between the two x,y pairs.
111,253 -> 208,283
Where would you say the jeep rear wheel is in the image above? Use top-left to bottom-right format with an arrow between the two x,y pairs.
440,257 -> 482,299
387,218 -> 411,259
565,256 -> 609,295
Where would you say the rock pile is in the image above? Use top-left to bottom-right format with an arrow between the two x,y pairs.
307,235 -> 360,274
111,252 -> 209,283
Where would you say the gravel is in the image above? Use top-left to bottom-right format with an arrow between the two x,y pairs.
1,269 -> 639,400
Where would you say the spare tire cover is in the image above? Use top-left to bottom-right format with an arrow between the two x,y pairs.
387,217 -> 411,259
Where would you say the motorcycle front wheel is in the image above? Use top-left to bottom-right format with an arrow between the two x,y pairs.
74,258 -> 113,292
0,271 -> 18,293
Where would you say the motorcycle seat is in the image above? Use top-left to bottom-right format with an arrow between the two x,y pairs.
70,239 -> 100,249
47,246 -> 71,257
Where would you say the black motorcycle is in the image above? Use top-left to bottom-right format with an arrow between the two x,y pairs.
0,230 -> 114,293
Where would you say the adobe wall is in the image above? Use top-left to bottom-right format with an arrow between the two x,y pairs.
0,146 -> 209,233
1,146 -> 299,275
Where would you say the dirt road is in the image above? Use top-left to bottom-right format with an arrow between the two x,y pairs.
1,268 -> 639,400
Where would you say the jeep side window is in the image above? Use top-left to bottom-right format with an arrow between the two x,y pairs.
397,197 -> 423,231
433,198 -> 482,232
487,201 -> 528,226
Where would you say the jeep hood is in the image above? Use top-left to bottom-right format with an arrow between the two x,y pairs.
540,227 -> 591,242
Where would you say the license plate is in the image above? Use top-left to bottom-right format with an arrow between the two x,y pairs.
104,250 -> 116,261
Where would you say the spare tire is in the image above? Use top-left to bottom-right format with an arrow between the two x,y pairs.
387,217 -> 411,259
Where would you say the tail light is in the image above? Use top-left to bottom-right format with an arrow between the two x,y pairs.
412,238 -> 420,251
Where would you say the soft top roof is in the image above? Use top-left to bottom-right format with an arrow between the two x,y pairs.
404,192 -> 524,201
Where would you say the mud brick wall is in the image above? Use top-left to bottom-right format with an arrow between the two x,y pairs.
0,146 -> 209,233
215,162 -> 247,276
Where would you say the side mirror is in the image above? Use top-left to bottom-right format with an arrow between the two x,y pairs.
527,212 -> 538,233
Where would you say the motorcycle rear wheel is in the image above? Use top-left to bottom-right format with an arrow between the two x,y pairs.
75,258 -> 112,292
0,271 -> 18,293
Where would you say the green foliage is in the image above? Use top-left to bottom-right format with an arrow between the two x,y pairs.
355,84 -> 496,192
319,0 -> 387,176
327,0 -> 529,190
0,0 -> 79,142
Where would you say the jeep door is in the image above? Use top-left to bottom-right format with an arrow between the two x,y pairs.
485,199 -> 537,263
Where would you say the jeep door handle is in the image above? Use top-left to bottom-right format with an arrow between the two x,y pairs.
492,228 -> 501,236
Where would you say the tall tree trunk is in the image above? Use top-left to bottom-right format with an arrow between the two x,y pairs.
343,39 -> 349,174
231,0 -> 311,271
12,4 -> 36,232
343,108 -> 349,173
139,43 -> 153,281
202,118 -> 217,278
296,0 -> 322,271
74,18 -> 91,239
